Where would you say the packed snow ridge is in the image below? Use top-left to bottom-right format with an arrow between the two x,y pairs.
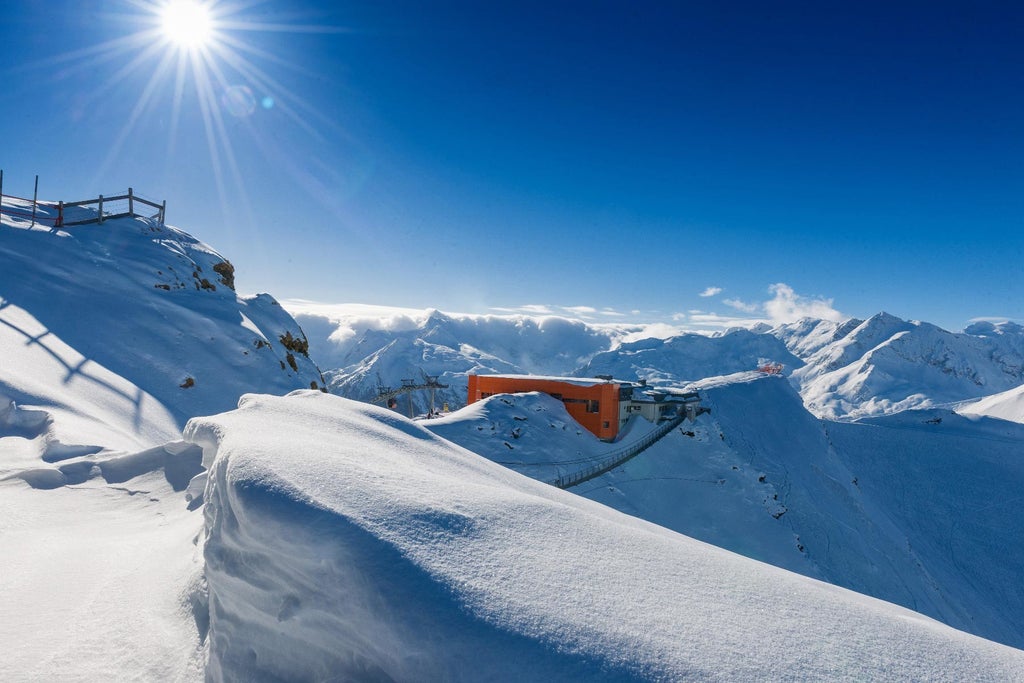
186,390 -> 1024,682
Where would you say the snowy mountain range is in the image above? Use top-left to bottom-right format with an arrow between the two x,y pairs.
2,208 -> 1023,680
295,304 -> 1024,422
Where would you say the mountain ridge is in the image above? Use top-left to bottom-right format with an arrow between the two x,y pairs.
296,305 -> 1024,420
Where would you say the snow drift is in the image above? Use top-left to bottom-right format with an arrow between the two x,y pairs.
186,391 -> 1024,681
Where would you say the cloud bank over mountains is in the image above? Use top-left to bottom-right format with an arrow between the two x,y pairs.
284,281 -> 848,346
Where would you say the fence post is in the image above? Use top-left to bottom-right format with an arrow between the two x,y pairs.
31,175 -> 38,227
128,187 -> 134,217
160,199 -> 166,226
57,201 -> 64,228
0,169 -> 4,229
98,195 -> 104,223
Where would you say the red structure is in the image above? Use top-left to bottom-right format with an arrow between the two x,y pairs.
467,374 -> 622,440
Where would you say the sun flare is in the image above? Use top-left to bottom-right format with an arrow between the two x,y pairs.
43,0 -> 344,220
160,0 -> 213,49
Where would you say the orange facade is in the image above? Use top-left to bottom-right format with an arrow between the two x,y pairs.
467,375 -> 622,440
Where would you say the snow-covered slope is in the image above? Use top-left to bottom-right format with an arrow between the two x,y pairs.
0,210 -> 323,459
185,390 -> 1024,681
1,207 -> 324,681
431,373 -> 1024,650
0,472 -> 205,681
772,316 -> 865,357
958,383 -> 1024,423
828,408 -> 1024,647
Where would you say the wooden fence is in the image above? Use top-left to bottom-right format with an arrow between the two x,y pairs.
0,171 -> 165,228
59,188 -> 166,227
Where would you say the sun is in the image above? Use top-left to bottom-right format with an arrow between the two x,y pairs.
160,0 -> 213,49
39,0 -> 346,220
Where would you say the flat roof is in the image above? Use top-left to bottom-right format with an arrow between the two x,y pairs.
473,374 -> 621,387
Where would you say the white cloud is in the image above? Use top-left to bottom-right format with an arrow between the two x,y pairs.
616,323 -> 690,344
723,298 -> 759,314
967,316 -> 1018,324
488,304 -> 632,320
699,287 -> 723,298
680,283 -> 844,330
687,312 -> 767,329
283,288 -> 845,347
280,300 -> 438,348
281,300 -> 432,323
764,283 -> 844,324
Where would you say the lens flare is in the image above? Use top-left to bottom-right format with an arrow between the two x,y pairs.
222,84 -> 256,117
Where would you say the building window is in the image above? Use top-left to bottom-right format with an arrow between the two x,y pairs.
586,400 -> 600,413
603,421 -> 610,428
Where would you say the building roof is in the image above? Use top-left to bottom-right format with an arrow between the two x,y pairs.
474,374 -> 621,387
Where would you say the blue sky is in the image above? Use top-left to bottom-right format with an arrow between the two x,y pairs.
1,1 -> 1021,331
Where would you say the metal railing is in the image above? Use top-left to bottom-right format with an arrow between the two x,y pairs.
549,405 -> 701,490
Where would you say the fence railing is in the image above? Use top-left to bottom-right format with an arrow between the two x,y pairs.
0,171 -> 165,229
59,188 -> 165,227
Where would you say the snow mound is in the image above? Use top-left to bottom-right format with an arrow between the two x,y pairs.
425,391 -> 664,484
185,391 -> 1024,681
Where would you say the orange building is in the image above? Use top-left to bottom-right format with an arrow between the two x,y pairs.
467,374 -> 624,440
